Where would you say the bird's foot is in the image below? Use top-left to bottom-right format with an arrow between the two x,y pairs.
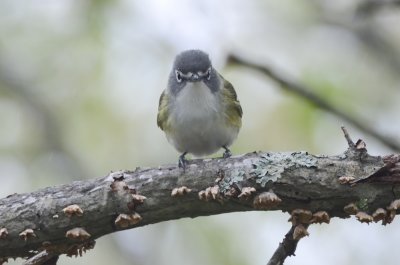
178,152 -> 188,170
222,146 -> 232,158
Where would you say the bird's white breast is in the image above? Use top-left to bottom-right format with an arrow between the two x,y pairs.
166,82 -> 238,156
175,82 -> 218,119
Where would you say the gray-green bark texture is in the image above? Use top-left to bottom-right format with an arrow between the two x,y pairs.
1,139 -> 400,263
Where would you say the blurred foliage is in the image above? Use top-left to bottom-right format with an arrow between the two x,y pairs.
1,0 -> 400,264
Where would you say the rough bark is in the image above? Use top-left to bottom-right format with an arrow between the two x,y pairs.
1,140 -> 400,262
266,224 -> 304,265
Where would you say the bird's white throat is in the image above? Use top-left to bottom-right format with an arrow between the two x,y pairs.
174,81 -> 219,119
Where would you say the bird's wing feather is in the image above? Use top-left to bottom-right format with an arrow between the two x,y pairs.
157,90 -> 169,131
221,76 -> 242,128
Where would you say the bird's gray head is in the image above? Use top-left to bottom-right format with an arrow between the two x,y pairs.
168,49 -> 220,95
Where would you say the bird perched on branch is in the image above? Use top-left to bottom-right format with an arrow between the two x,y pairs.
157,49 -> 242,169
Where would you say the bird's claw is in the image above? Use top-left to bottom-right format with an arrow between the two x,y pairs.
178,152 -> 188,170
222,146 -> 232,158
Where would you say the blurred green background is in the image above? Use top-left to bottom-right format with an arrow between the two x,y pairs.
1,0 -> 400,264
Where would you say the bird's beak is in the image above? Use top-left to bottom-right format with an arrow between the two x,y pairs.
189,74 -> 200,82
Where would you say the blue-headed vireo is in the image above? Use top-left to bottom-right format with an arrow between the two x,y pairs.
157,49 -> 242,169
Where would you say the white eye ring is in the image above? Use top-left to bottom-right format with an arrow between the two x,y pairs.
205,68 -> 211,80
175,70 -> 182,83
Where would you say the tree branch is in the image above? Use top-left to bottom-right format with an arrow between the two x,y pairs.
266,224 -> 307,265
356,0 -> 400,17
228,54 -> 400,152
1,131 -> 400,263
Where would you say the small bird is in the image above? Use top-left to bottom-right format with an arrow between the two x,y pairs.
157,49 -> 242,169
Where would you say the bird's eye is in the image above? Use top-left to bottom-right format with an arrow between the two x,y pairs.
175,70 -> 182,83
205,68 -> 211,80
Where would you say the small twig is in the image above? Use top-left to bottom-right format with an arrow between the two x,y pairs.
228,55 -> 400,152
23,251 -> 58,265
267,224 -> 308,265
341,126 -> 369,161
341,126 -> 355,148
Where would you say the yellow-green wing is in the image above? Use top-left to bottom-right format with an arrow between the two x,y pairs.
221,76 -> 242,128
157,90 -> 170,131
